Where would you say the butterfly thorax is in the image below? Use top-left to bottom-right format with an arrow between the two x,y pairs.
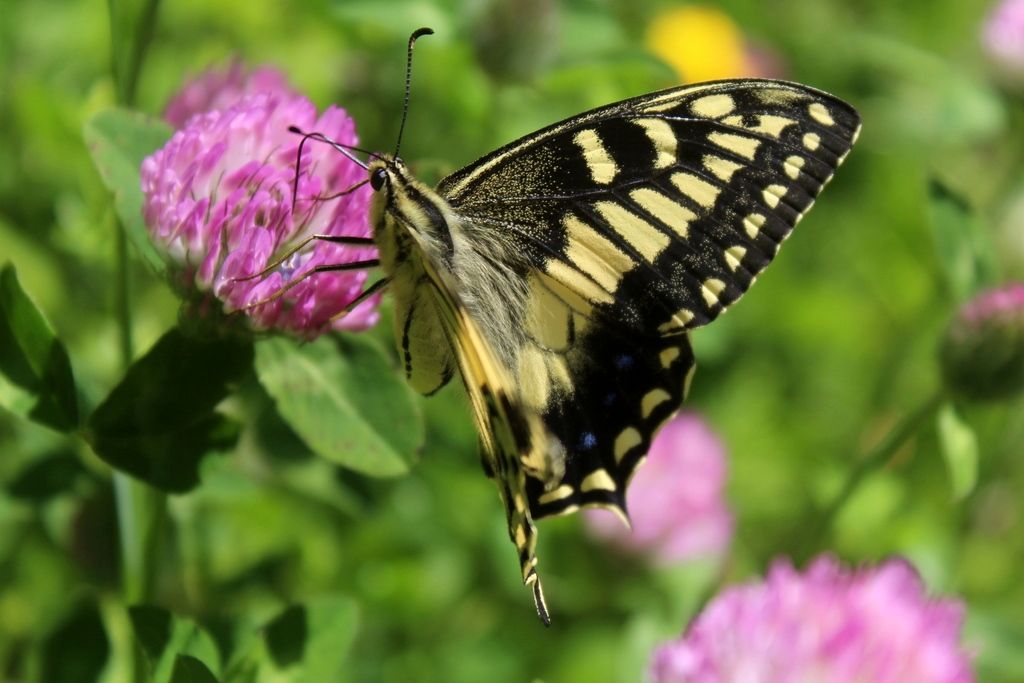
369,153 -> 563,487
369,157 -> 532,373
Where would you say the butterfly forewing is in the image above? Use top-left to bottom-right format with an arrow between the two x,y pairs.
440,80 -> 859,331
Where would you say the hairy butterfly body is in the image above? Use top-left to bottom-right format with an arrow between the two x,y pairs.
367,77 -> 860,623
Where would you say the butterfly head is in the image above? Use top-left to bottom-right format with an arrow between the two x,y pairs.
368,155 -> 456,272
367,156 -> 418,206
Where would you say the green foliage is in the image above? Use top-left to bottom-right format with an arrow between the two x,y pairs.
928,181 -> 997,302
128,605 -> 221,682
227,596 -> 359,681
40,600 -> 110,683
255,335 -> 424,477
83,109 -> 172,272
2,0 -> 1024,681
86,329 -> 251,492
0,264 -> 79,431
937,401 -> 979,500
168,657 -> 218,683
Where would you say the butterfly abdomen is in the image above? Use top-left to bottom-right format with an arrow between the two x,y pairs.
371,160 -> 458,396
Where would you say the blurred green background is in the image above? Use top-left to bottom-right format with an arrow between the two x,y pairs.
2,0 -> 1024,681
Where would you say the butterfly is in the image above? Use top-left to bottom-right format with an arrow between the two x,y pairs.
322,30 -> 860,623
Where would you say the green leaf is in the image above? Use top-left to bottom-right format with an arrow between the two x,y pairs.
264,604 -> 308,668
6,449 -> 85,501
130,604 -> 173,663
129,605 -> 221,683
0,263 -> 79,431
83,108 -> 172,272
171,655 -> 219,683
225,596 -> 358,683
928,180 -> 997,302
40,599 -> 110,683
276,596 -> 358,681
937,401 -> 979,500
86,328 -> 253,492
254,335 -> 424,477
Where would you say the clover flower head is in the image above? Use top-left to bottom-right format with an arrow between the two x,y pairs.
585,412 -> 732,564
650,555 -> 975,683
141,91 -> 379,338
164,61 -> 298,128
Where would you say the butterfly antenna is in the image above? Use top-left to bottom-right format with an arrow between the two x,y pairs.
289,126 -> 370,170
394,27 -> 433,159
288,125 -> 373,210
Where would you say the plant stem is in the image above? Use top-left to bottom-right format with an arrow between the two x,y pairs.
114,476 -> 167,603
115,218 -> 133,364
107,1 -> 164,680
800,390 -> 946,559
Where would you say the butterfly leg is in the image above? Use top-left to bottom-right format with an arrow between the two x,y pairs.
231,233 -> 377,285
327,276 -> 390,324
240,258 -> 380,311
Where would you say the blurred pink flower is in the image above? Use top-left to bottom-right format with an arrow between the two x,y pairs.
585,412 -> 732,564
941,282 -> 1024,400
958,282 -> 1024,324
983,0 -> 1024,74
141,92 -> 379,338
743,42 -> 786,79
649,555 -> 975,683
164,62 -> 298,128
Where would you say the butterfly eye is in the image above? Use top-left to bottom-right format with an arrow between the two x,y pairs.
370,168 -> 388,191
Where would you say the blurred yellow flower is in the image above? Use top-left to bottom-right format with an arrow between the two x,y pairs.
646,5 -> 751,83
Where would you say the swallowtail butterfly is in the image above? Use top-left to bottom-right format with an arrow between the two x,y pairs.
314,29 -> 860,623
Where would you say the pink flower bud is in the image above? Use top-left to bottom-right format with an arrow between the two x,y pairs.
941,283 -> 1024,401
983,0 -> 1024,79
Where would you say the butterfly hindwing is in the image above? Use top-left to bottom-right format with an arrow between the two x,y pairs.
524,328 -> 696,521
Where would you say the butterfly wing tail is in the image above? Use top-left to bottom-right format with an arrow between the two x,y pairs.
439,292 -> 553,624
